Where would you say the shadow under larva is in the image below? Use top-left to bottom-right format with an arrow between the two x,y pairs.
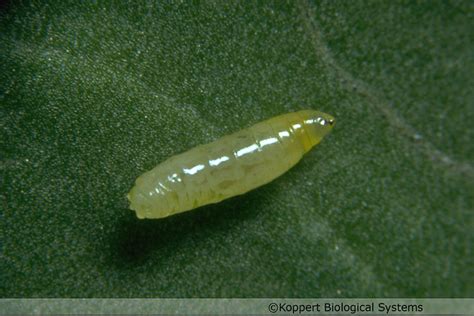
108,191 -> 266,268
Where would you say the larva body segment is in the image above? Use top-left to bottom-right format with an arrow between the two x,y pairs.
128,110 -> 335,219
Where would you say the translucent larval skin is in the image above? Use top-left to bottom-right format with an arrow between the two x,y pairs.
128,110 -> 335,219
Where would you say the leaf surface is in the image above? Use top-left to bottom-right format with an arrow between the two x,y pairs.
1,1 -> 473,297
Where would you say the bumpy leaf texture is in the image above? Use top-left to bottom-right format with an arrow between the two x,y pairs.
1,1 -> 473,297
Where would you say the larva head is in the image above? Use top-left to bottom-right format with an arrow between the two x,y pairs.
298,110 -> 335,149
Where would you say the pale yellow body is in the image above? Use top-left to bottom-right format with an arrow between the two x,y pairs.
128,110 -> 335,219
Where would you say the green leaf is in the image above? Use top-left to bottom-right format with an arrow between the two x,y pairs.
1,0 -> 473,297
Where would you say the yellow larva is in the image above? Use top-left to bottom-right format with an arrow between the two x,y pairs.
128,110 -> 335,219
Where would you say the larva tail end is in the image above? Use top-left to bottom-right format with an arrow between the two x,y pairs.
127,188 -> 172,219
135,211 -> 145,219
127,187 -> 146,219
